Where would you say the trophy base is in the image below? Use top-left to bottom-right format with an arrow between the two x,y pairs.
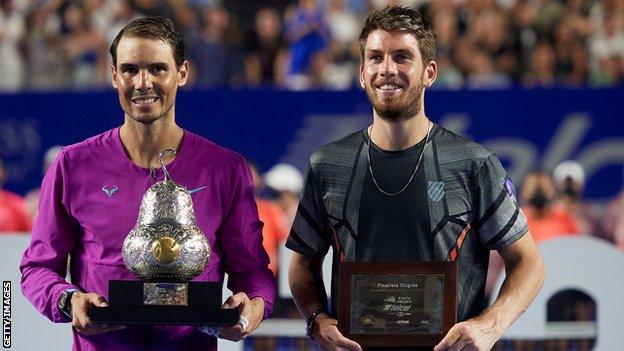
89,280 -> 239,326
90,306 -> 239,326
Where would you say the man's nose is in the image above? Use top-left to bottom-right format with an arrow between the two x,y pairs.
379,55 -> 398,77
134,70 -> 153,91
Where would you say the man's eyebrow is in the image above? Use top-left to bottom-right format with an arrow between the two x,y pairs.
393,49 -> 415,56
118,63 -> 137,70
118,62 -> 170,69
365,48 -> 415,56
366,49 -> 383,55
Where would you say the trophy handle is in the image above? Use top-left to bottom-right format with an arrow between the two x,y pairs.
159,149 -> 176,181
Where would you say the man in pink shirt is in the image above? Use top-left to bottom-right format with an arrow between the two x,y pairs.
0,157 -> 32,232
20,17 -> 275,351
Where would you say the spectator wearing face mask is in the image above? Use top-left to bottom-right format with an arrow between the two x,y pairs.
521,170 -> 581,243
553,160 -> 601,236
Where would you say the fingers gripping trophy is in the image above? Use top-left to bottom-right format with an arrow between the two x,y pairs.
90,149 -> 239,325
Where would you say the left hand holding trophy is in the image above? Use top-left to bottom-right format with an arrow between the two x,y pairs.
90,149 -> 239,326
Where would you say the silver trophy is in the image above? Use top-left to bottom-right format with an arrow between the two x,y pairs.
90,149 -> 238,325
123,149 -> 210,282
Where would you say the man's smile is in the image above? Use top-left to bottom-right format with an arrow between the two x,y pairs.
131,96 -> 159,106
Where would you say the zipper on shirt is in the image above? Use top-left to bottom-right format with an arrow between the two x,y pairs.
149,167 -> 156,179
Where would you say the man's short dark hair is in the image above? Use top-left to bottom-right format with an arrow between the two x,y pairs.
110,17 -> 185,68
359,6 -> 437,65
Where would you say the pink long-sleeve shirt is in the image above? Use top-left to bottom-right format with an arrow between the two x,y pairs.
20,127 -> 275,351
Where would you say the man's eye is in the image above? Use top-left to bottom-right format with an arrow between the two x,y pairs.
123,67 -> 138,74
395,54 -> 410,62
369,55 -> 382,62
150,66 -> 165,74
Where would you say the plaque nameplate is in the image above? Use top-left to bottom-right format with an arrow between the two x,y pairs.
339,261 -> 457,347
143,282 -> 188,306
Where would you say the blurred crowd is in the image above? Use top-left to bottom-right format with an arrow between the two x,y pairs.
1,0 -> 624,92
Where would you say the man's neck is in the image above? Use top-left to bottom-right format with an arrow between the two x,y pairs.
119,117 -> 184,169
370,113 -> 431,151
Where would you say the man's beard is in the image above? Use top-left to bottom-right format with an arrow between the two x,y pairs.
365,80 -> 424,122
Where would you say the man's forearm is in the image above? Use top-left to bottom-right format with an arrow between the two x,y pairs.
288,252 -> 329,318
485,235 -> 545,334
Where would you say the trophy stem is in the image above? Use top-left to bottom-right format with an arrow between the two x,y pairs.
159,149 -> 176,181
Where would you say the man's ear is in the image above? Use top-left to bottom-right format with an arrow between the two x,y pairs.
111,64 -> 119,90
423,60 -> 437,88
178,61 -> 189,87
359,63 -> 365,89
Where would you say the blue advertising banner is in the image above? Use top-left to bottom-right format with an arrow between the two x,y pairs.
1,88 -> 622,199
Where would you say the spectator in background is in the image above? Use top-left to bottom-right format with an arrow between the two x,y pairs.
427,2 -> 463,89
22,2 -> 68,90
60,1 -> 108,89
317,0 -> 360,90
264,163 -> 303,229
521,170 -> 580,243
87,0 -> 121,41
466,48 -> 511,88
244,7 -> 287,87
283,0 -> 329,90
0,0 -> 25,92
431,6 -> 458,57
453,37 -> 476,77
191,6 -> 243,88
25,145 -> 62,220
470,7 -> 519,80
553,15 -> 589,86
588,12 -> 624,86
522,40 -> 557,87
510,0 -> 539,73
535,0 -> 565,38
326,0 -> 359,52
553,160 -> 601,235
0,157 -> 32,233
249,162 -> 288,276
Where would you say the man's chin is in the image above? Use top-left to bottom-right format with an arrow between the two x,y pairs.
374,107 -> 406,121
128,113 -> 161,124
373,101 -> 421,122
374,92 -> 400,102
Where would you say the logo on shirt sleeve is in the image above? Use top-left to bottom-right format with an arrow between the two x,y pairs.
504,178 -> 517,202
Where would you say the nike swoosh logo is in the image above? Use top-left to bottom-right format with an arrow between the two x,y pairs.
188,186 -> 207,195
